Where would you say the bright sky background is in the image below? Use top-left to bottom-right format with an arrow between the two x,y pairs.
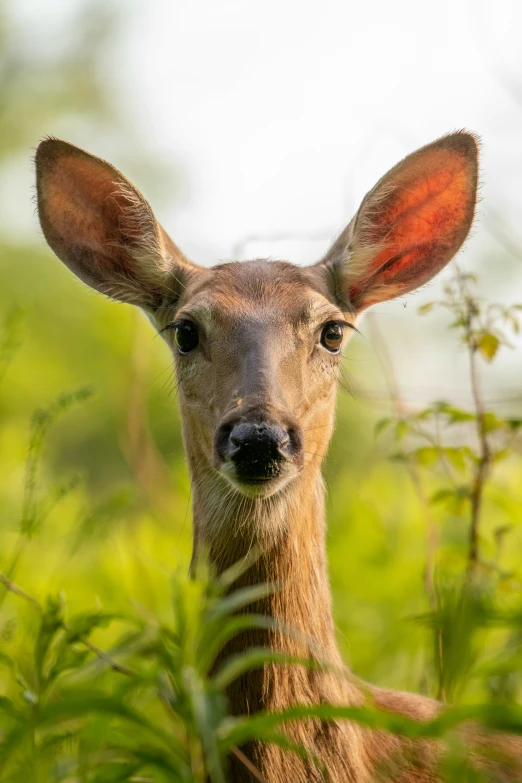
117,0 -> 522,261
8,0 -> 522,410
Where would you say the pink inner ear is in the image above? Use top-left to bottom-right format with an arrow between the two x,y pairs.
45,155 -> 124,259
348,149 -> 475,306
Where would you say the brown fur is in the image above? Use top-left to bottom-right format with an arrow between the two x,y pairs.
35,132 -> 521,781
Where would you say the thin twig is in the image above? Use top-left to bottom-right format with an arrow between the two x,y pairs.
80,639 -> 135,677
468,346 -> 490,573
231,745 -> 268,782
0,571 -> 41,610
0,535 -> 26,613
455,268 -> 492,575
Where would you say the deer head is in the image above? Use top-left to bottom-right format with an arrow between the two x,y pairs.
36,133 -> 478,553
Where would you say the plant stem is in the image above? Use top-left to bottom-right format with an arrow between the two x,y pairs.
0,534 -> 27,612
0,570 -> 40,609
467,342 -> 491,573
455,267 -> 492,575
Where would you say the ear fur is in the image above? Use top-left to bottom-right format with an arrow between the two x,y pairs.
317,132 -> 479,312
35,138 -> 198,309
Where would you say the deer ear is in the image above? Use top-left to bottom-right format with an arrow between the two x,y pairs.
35,138 -> 199,309
317,132 -> 479,313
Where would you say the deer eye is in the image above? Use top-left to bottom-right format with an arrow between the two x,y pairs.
320,322 -> 344,353
175,321 -> 199,354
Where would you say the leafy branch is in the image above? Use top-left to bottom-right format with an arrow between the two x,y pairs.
420,266 -> 522,574
374,265 -> 522,702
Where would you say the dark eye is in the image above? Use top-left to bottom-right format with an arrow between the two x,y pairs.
175,321 -> 199,354
320,322 -> 344,353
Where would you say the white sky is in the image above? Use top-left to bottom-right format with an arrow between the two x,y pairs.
6,0 -> 522,410
116,0 -> 522,261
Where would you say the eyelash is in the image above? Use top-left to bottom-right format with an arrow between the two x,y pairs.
321,319 -> 356,332
159,320 -> 182,335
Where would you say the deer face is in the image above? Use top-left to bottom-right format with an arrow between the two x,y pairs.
160,259 -> 354,498
35,133 -> 478,504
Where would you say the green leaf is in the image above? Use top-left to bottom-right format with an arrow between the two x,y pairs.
430,489 -> 454,505
430,486 -> 470,513
216,545 -> 264,590
218,704 -> 426,747
443,447 -> 473,473
206,582 -> 280,623
183,667 -> 228,783
478,332 -> 500,362
0,696 -> 20,720
39,691 -> 174,747
198,614 -> 276,675
410,447 -> 439,466
374,417 -> 391,437
34,595 -> 65,687
449,317 -> 468,330
0,723 -> 29,776
482,412 -> 502,433
0,651 -> 18,678
432,401 -> 475,423
65,611 -> 122,643
47,647 -> 90,684
212,648 -> 333,691
395,419 -> 410,441
115,744 -> 189,780
417,302 -> 435,315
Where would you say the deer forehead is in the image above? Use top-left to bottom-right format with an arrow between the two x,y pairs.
177,259 -> 343,334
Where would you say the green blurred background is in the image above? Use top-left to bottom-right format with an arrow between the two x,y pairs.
0,0 -> 521,711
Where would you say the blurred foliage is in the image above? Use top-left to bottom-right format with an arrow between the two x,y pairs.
1,1 -> 522,780
0,0 -> 115,159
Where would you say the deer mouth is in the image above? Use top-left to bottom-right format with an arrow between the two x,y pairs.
219,461 -> 299,498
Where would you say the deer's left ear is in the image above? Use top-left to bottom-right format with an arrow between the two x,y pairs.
316,132 -> 479,313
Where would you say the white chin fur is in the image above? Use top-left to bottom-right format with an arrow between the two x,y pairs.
219,464 -> 296,499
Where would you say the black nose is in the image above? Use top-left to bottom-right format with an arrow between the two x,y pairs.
216,421 -> 294,481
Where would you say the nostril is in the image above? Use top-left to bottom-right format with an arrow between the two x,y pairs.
228,423 -> 253,452
215,423 -> 234,463
286,425 -> 303,456
226,423 -> 294,454
277,429 -> 290,450
229,430 -> 243,448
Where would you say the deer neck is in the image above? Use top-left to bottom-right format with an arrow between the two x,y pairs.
188,457 -> 359,714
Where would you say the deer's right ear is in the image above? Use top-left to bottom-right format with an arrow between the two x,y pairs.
35,138 -> 199,309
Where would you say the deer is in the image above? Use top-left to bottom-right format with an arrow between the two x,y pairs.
35,132 -> 521,782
